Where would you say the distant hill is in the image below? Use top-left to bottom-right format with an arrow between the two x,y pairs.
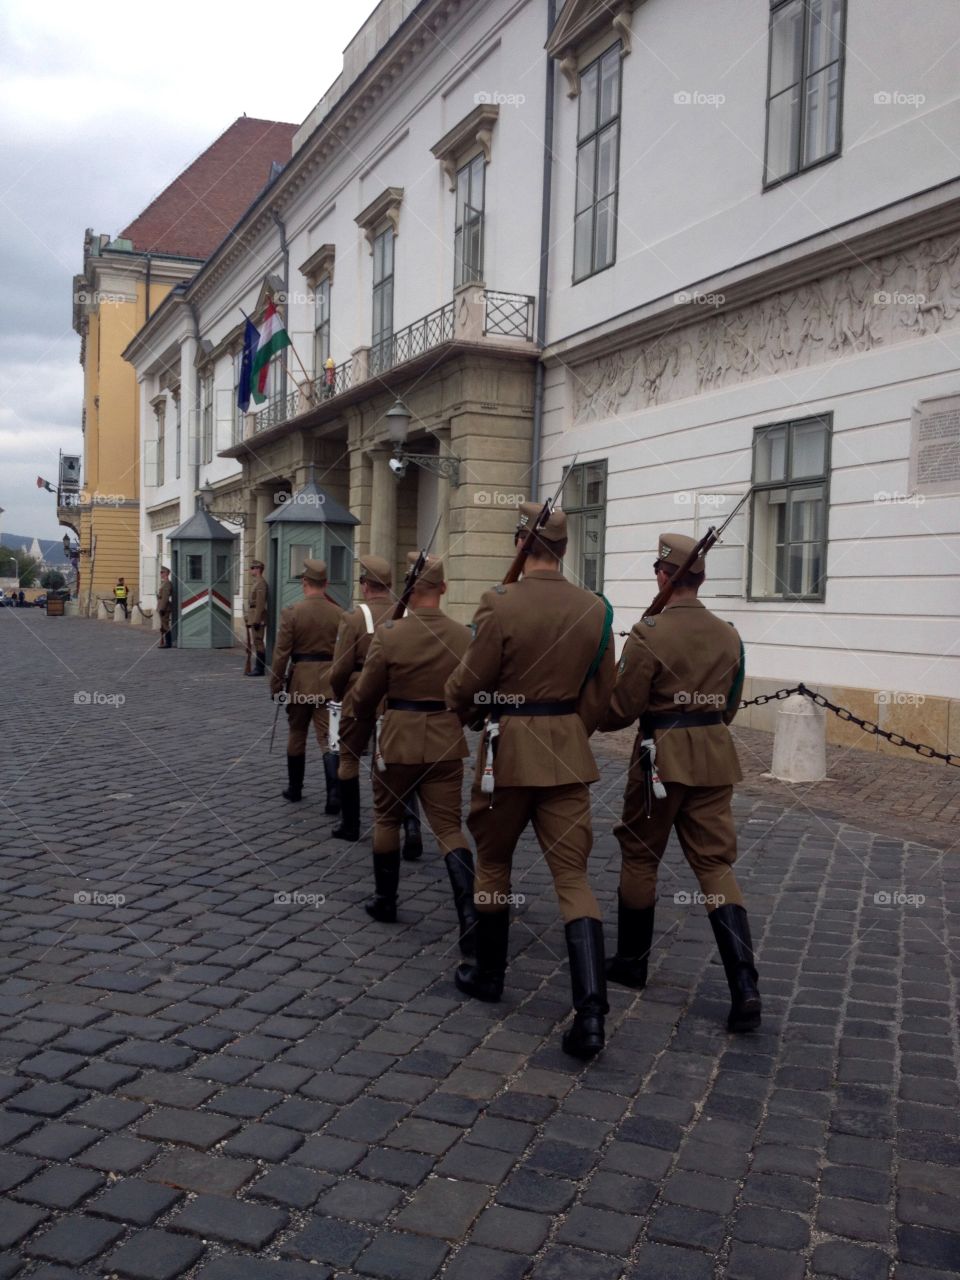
0,534 -> 69,567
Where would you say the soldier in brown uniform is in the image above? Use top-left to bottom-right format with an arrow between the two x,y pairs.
351,554 -> 478,956
600,532 -> 761,1032
270,558 -> 342,812
445,503 -> 616,1059
244,560 -> 269,677
156,566 -> 173,649
328,555 -> 395,843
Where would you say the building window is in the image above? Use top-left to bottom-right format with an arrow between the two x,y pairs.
201,372 -> 214,464
455,155 -> 485,287
154,401 -> 165,488
289,543 -> 312,580
187,554 -> 203,581
749,415 -> 830,600
562,459 -> 607,592
574,44 -> 621,283
765,0 -> 845,185
174,392 -> 181,479
371,227 -> 394,375
314,277 -> 331,381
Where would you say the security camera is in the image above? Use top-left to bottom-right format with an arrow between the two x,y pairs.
388,457 -> 407,478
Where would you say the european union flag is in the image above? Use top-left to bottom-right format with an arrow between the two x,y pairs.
237,317 -> 259,413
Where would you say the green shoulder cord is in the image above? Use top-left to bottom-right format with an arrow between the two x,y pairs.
726,639 -> 746,710
582,594 -> 615,688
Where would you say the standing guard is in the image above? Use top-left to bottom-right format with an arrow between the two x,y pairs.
269,558 -> 342,811
445,501 -> 616,1059
350,554 -> 477,956
328,555 -> 395,842
245,559 -> 269,676
600,532 -> 761,1033
156,566 -> 173,649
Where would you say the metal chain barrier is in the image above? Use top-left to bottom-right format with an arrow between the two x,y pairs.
739,682 -> 959,767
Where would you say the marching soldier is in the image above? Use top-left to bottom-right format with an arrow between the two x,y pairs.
269,558 -> 342,812
600,532 -> 760,1033
245,559 -> 269,676
350,554 -> 478,956
156,566 -> 173,649
445,503 -> 616,1059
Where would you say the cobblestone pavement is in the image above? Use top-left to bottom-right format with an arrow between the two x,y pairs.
1,611 -> 959,1280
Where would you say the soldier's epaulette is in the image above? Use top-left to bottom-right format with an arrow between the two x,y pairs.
493,584 -> 507,595
641,617 -> 656,628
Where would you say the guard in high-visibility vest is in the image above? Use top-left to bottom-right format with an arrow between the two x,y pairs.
114,578 -> 129,620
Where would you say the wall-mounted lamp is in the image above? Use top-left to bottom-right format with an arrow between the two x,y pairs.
385,399 -> 461,487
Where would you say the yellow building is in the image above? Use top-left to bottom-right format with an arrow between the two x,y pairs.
61,117 -> 297,614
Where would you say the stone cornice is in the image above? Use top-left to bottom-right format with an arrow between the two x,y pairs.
299,243 -> 336,283
548,0 -> 638,95
431,104 -> 499,190
545,180 -> 960,366
355,187 -> 404,249
189,0 -> 465,307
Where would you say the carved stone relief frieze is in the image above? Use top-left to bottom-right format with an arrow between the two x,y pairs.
570,232 -> 960,425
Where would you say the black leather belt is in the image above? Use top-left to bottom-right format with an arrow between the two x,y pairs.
387,698 -> 448,712
292,652 -> 333,662
498,700 -> 577,717
644,710 -> 723,729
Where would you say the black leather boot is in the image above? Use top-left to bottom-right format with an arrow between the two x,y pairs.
445,849 -> 480,957
282,754 -> 305,802
455,909 -> 509,1001
709,904 -> 762,1032
247,654 -> 265,676
401,794 -> 423,861
365,851 -> 400,923
606,894 -> 655,990
323,752 -> 341,816
562,917 -> 609,1060
331,776 -> 360,841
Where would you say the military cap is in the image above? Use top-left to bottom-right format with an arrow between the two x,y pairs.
160,565 -> 170,574
406,551 -> 444,587
301,558 -> 328,583
358,554 -> 392,587
656,532 -> 705,575
250,559 -> 265,571
516,500 -> 567,543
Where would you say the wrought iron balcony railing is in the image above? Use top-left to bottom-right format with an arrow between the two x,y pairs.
250,288 -> 534,437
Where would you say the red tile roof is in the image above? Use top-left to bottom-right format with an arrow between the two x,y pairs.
120,117 -> 298,260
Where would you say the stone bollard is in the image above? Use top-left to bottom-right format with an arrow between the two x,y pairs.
97,599 -> 111,621
770,692 -> 827,782
112,603 -> 126,624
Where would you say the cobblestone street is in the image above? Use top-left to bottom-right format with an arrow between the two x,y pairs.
1,611 -> 959,1280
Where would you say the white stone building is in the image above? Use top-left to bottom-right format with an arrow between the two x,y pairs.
127,0 -> 960,754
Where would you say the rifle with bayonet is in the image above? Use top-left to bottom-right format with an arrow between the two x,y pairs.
502,456 -> 577,585
391,512 -> 443,620
643,489 -> 751,619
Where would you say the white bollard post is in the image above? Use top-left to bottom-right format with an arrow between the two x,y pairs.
770,692 -> 827,782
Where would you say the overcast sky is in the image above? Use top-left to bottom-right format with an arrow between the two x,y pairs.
0,0 -> 380,545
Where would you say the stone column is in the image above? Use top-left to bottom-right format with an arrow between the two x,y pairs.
369,449 -> 397,563
254,490 -> 273,565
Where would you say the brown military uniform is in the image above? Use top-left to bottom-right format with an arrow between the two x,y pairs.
602,597 -> 745,912
352,603 -> 471,855
330,596 -> 395,780
270,591 -> 342,755
445,569 -> 615,923
245,567 -> 268,660
157,575 -> 173,642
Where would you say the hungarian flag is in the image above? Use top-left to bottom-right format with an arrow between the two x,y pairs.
250,300 -> 291,405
